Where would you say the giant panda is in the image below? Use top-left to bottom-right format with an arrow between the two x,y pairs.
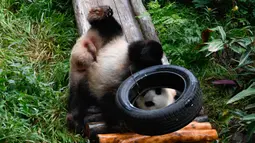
135,88 -> 177,110
66,5 -> 169,133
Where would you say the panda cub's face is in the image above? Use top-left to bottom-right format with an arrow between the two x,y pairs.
136,88 -> 177,110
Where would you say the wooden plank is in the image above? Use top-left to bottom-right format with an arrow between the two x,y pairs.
72,0 -> 169,64
98,0 -> 121,29
130,0 -> 169,64
112,0 -> 144,42
72,0 -> 143,42
72,0 -> 98,35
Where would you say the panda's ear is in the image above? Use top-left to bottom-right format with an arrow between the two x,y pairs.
128,41 -> 144,62
140,47 -> 152,61
155,88 -> 162,95
140,41 -> 163,63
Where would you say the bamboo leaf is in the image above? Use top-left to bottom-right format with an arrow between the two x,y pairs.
199,44 -> 210,52
209,26 -> 226,41
207,39 -> 224,52
242,114 -> 255,121
245,104 -> 255,110
227,87 -> 255,104
230,44 -> 245,54
218,26 -> 226,41
247,121 -> 255,142
238,47 -> 251,67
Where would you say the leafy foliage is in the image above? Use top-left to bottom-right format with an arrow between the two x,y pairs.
197,4 -> 255,142
146,0 -> 255,142
147,1 -> 208,68
192,0 -> 255,23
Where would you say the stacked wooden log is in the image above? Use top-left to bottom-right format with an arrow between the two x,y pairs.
85,119 -> 218,143
83,112 -> 218,143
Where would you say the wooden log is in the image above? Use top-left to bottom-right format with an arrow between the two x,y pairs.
194,115 -> 209,122
107,0 -> 144,42
97,133 -> 141,143
85,122 -> 109,139
72,0 -> 98,35
97,130 -> 218,143
129,130 -> 218,143
87,121 -> 215,142
181,121 -> 212,130
85,122 -> 129,139
87,121 -> 213,136
130,0 -> 160,42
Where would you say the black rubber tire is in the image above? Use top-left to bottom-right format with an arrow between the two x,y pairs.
116,65 -> 203,135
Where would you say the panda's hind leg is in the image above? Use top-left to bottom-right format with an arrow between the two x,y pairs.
87,5 -> 113,22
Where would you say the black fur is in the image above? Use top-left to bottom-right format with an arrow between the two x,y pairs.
67,78 -> 98,133
88,16 -> 123,44
128,40 -> 163,71
98,92 -> 123,126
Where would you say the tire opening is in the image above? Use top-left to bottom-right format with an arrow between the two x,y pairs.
128,71 -> 186,109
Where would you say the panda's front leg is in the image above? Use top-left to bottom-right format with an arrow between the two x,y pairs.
66,73 -> 95,134
98,92 -> 123,127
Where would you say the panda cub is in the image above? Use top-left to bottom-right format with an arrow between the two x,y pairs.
67,5 -> 165,133
136,88 -> 177,110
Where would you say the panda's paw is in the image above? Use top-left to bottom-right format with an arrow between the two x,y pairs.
87,5 -> 113,22
83,39 -> 97,62
66,113 -> 84,134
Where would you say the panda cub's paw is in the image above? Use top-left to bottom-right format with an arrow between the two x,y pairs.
71,37 -> 97,71
87,5 -> 113,22
83,38 -> 97,62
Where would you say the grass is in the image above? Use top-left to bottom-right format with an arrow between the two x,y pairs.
0,0 -> 86,142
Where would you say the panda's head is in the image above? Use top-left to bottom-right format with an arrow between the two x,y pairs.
135,88 -> 177,110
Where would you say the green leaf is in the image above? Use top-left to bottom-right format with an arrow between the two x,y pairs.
242,114 -> 255,121
207,39 -> 224,52
218,26 -> 226,41
234,59 -> 254,70
247,121 -> 255,142
199,44 -> 210,52
245,104 -> 255,110
238,47 -> 251,67
230,45 -> 245,54
242,37 -> 254,46
227,86 -> 255,104
209,26 -> 226,41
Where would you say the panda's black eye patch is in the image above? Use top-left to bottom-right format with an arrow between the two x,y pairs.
155,88 -> 162,95
145,101 -> 155,107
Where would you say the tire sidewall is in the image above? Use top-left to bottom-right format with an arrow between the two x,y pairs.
116,65 -> 203,135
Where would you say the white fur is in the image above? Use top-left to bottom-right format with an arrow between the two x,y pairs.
87,36 -> 131,98
136,88 -> 176,110
70,35 -> 95,70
